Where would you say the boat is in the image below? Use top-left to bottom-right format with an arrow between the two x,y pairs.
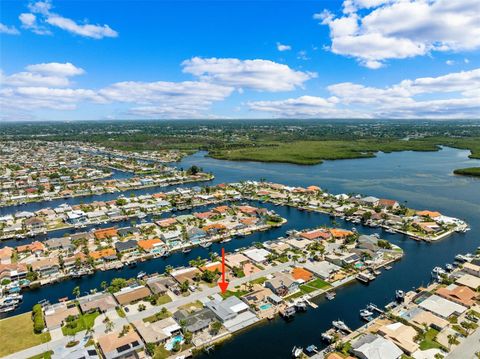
321,332 -> 334,342
295,301 -> 307,312
332,320 -> 351,333
385,228 -> 396,234
182,247 -> 192,254
325,292 -> 336,300
431,266 -> 446,280
384,265 -> 392,270
395,290 -> 405,302
201,242 -> 212,248
136,271 -> 146,279
0,305 -> 16,313
221,238 -> 232,243
357,271 -> 375,283
360,309 -> 374,318
280,305 -> 296,319
445,263 -> 454,272
291,346 -> 303,358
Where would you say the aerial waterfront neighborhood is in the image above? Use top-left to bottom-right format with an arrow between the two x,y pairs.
0,139 -> 478,359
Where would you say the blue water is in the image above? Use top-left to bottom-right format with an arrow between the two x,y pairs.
1,147 -> 480,358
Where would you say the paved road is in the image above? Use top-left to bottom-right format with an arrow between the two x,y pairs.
3,261 -> 294,359
447,327 -> 480,359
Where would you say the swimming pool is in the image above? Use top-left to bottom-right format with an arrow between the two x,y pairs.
165,335 -> 184,351
259,303 -> 272,310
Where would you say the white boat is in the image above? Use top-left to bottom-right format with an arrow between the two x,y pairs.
385,228 -> 396,234
332,320 -> 351,332
321,332 -> 334,342
395,290 -> 405,301
360,309 -> 374,318
136,271 -> 146,279
431,266 -> 446,279
325,292 -> 336,300
0,305 -> 16,313
445,263 -> 454,272
291,346 -> 303,358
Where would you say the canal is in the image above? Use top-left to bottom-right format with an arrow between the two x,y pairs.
2,146 -> 480,358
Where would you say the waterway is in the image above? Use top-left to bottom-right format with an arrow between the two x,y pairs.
2,147 -> 480,358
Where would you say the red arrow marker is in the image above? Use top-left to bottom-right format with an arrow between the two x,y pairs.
218,247 -> 229,293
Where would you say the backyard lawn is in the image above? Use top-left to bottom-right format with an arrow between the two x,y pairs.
419,328 -> 444,351
0,312 -> 51,357
61,311 -> 100,336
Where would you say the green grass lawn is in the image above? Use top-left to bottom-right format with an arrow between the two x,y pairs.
419,328 -> 444,351
250,277 -> 267,285
308,278 -> 332,289
27,351 -> 54,359
156,294 -> 173,305
143,310 -> 172,323
61,311 -> 100,336
0,312 -> 51,357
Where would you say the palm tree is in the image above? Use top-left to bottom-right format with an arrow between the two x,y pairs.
72,286 -> 80,298
101,281 -> 107,291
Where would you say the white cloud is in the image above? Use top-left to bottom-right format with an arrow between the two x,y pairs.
22,0 -> 118,39
249,68 -> 480,119
0,23 -> 20,35
248,95 -> 365,118
317,0 -> 480,68
182,57 -> 316,92
26,62 -> 85,77
276,42 -> 292,51
446,60 -> 455,66
19,13 -> 51,35
1,62 -> 85,87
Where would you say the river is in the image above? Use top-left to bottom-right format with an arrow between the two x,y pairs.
2,147 -> 480,358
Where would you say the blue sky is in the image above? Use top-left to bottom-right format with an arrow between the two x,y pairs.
1,0 -> 479,120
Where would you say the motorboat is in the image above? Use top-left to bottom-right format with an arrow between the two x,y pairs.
136,271 -> 146,279
305,345 -> 318,355
360,309 -> 374,318
295,301 -> 308,312
182,247 -> 192,254
445,263 -> 454,272
292,346 -> 303,358
325,292 -> 336,300
431,266 -> 446,279
332,320 -> 351,332
395,290 -> 405,301
321,332 -> 334,342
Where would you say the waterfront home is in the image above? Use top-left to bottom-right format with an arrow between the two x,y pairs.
137,238 -> 165,254
378,199 -> 399,209
241,287 -> 275,307
325,252 -> 360,267
23,217 -> 46,232
419,294 -> 468,318
114,239 -> 138,254
44,302 -> 80,330
171,267 -> 202,285
117,227 -> 141,238
463,262 -> 480,277
89,248 -> 118,263
435,284 -> 477,307
291,267 -> 314,282
30,257 -> 60,277
225,253 -> 250,268
304,261 -> 341,281
0,263 -> 28,281
359,196 -> 380,207
351,333 -> 403,359
45,237 -> 75,251
285,237 -> 312,250
377,322 -> 419,355
173,308 -> 216,333
94,227 -> 118,240
113,285 -> 151,306
205,296 -> 259,332
97,329 -> 144,359
78,292 -> 117,313
187,227 -> 207,241
300,229 -> 331,241
156,218 -> 177,228
133,317 -> 181,344
17,241 -> 45,257
329,228 -> 354,239
265,272 -> 298,296
400,307 -> 449,331
243,247 -> 271,264
0,247 -> 13,264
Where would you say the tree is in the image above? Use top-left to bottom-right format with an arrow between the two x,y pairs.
101,281 -> 107,291
180,280 -> 189,293
72,286 -> 80,298
210,321 -> 222,335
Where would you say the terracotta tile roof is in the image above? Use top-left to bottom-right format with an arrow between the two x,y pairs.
417,210 -> 441,218
329,228 -> 353,238
436,285 -> 477,307
94,227 -> 118,240
300,229 -> 330,240
89,247 -> 116,260
137,238 -> 163,251
292,267 -> 314,281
